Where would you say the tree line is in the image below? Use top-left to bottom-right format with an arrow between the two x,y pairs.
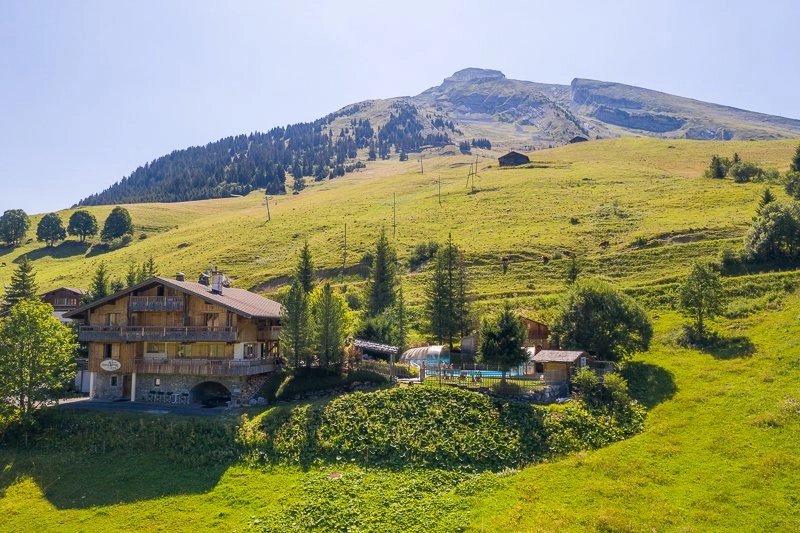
0,206 -> 134,249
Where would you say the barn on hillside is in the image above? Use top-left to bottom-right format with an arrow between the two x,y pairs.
568,136 -> 588,144
498,151 -> 530,167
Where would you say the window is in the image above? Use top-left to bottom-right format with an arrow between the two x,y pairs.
110,375 -> 118,387
146,343 -> 165,354
106,313 -> 120,326
154,378 -> 161,387
104,344 -> 113,359
204,313 -> 218,327
209,344 -> 224,357
177,344 -> 191,358
245,343 -> 255,359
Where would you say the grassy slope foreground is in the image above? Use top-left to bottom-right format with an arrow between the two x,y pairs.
1,137 -> 800,531
0,297 -> 799,531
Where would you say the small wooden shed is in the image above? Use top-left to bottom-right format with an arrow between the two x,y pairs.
498,151 -> 530,167
528,349 -> 590,383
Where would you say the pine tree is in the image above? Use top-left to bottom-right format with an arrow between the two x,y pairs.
139,256 -> 158,281
312,283 -> 347,371
2,256 -> 38,314
791,143 -> 800,173
756,188 -> 775,217
424,234 -> 464,349
455,250 -> 470,338
478,302 -> 527,381
280,279 -> 312,371
110,278 -> 125,293
365,227 -> 397,317
125,262 -> 139,287
393,285 -> 407,354
90,262 -> 110,301
295,241 -> 315,293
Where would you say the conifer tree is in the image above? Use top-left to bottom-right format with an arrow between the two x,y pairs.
790,143 -> 800,173
125,262 -> 139,287
478,302 -> 527,382
280,279 -> 312,371
424,234 -> 466,349
312,282 -> 347,371
2,256 -> 38,314
139,256 -> 158,281
90,262 -> 110,301
295,241 -> 315,293
365,227 -> 397,317
566,255 -> 580,284
756,188 -> 775,217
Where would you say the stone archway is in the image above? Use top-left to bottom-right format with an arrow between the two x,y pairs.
190,381 -> 231,406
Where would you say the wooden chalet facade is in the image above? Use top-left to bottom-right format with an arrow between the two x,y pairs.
521,317 -> 550,349
41,286 -> 86,324
64,273 -> 282,403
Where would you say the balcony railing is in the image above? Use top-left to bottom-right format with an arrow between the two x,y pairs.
79,325 -> 236,342
257,326 -> 281,342
135,357 -> 276,376
128,296 -> 185,312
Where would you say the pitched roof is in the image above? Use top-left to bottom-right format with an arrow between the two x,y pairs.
41,287 -> 86,297
64,276 -> 281,320
529,349 -> 588,363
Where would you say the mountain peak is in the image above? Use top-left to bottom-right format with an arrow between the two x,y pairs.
443,68 -> 506,84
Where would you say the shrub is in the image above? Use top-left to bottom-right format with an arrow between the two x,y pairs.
238,386 -> 646,472
407,240 -> 440,270
729,162 -> 763,183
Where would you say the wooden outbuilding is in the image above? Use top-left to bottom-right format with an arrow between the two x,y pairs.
528,349 -> 590,383
498,151 -> 530,167
568,136 -> 588,144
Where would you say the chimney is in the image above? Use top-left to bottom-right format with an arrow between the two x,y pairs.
175,272 -> 185,282
211,271 -> 224,295
199,273 -> 210,286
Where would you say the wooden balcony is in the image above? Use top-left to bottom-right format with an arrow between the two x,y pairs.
79,325 -> 236,342
257,326 -> 281,342
128,295 -> 185,312
135,357 -> 276,376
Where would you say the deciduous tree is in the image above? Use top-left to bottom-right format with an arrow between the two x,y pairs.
101,206 -> 133,242
549,279 -> 652,361
67,210 -> 98,242
679,261 -> 725,342
36,213 -> 66,247
0,300 -> 77,423
0,209 -> 30,246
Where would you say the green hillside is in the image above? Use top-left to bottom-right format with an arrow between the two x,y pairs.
2,137 -> 800,530
3,138 -> 797,308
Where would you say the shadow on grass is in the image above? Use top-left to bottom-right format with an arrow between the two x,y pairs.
14,241 -> 90,262
0,449 -> 229,509
702,335 -> 756,360
621,361 -> 677,409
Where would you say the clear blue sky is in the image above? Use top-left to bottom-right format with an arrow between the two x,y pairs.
2,0 -> 799,214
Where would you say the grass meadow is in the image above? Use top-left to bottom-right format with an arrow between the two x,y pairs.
1,138 -> 799,530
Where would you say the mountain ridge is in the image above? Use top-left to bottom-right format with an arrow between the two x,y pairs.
79,68 -> 800,206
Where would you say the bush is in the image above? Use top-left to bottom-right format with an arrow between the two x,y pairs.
729,162 -> 763,183
345,291 -> 362,311
407,240 -> 440,270
238,386 -> 646,472
273,368 -> 387,402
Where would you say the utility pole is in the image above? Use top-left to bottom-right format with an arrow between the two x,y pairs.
343,223 -> 347,273
438,175 -> 441,206
393,193 -> 397,238
419,155 -> 424,175
265,194 -> 271,222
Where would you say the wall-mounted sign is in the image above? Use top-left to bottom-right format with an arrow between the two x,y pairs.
100,359 -> 122,372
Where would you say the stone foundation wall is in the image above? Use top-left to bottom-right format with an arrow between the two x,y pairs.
134,374 -> 270,403
93,372 -> 125,400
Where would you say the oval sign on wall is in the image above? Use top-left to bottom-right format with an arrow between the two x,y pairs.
100,359 -> 122,372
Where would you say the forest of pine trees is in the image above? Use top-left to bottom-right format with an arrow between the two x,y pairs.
78,103 -> 455,206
